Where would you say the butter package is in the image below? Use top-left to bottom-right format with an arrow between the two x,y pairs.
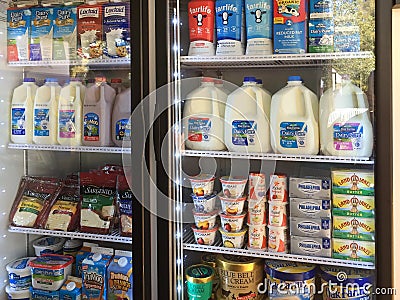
30,287 -> 60,299
7,8 -> 31,62
290,217 -> 331,238
289,177 -> 331,200
332,194 -> 375,218
30,7 -> 53,61
53,5 -> 78,60
107,250 -> 133,299
332,238 -> 375,263
75,242 -> 98,277
290,198 -> 331,218
331,170 -> 374,196
333,216 -> 375,241
290,235 -> 331,257
60,276 -> 81,300
308,18 -> 334,53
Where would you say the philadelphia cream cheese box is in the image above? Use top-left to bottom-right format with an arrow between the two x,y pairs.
333,216 -> 375,241
290,236 -> 331,257
331,169 -> 374,196
290,198 -> 331,218
290,217 -> 331,238
332,194 -> 375,218
332,239 -> 375,263
289,177 -> 331,200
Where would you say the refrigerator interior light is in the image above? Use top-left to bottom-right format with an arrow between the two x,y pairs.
174,44 -> 179,52
176,204 -> 181,211
174,72 -> 180,78
176,231 -> 182,239
177,258 -> 182,265
173,17 -> 179,25
177,283 -> 182,292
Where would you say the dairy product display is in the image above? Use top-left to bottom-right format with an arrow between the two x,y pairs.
30,7 -> 53,61
53,5 -> 78,60
77,3 -> 103,59
7,8 -> 31,62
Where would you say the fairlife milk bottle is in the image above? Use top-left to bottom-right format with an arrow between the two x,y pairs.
319,76 -> 373,157
112,87 -> 131,147
33,78 -> 61,145
224,76 -> 271,153
270,76 -> 319,155
10,78 -> 38,144
57,78 -> 85,146
183,77 -> 227,151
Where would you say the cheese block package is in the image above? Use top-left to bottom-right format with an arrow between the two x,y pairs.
43,184 -> 80,231
10,176 -> 61,228
79,172 -> 117,234
117,175 -> 132,237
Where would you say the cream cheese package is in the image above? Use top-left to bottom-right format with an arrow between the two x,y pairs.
290,235 -> 332,257
290,198 -> 331,218
331,170 -> 374,196
290,217 -> 331,238
333,216 -> 375,241
332,194 -> 375,218
332,238 -> 375,263
107,250 -> 133,300
30,7 -> 54,61
289,177 -> 331,200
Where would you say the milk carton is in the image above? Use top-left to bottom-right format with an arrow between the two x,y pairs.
309,0 -> 333,18
75,242 -> 98,277
30,7 -> 54,61
77,3 -> 103,59
7,8 -> 31,61
30,287 -> 60,299
53,5 -> 78,60
273,0 -> 307,54
107,250 -> 133,299
308,18 -> 333,53
103,2 -> 130,58
60,276 -> 82,300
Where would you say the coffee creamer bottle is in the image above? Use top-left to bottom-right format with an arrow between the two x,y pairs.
270,76 -> 319,155
10,78 -> 38,144
319,76 -> 373,157
224,76 -> 271,153
33,78 -> 61,145
57,78 -> 85,146
111,87 -> 131,147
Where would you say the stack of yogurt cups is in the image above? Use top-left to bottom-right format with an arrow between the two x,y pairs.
218,176 -> 248,248
267,174 -> 289,253
247,173 -> 268,251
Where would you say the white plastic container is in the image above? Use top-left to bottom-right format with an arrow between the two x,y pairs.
192,225 -> 218,245
319,76 -> 373,157
5,285 -> 30,300
112,87 -> 131,147
183,78 -> 227,151
270,76 -> 319,155
10,78 -> 38,144
33,236 -> 66,256
220,212 -> 246,232
225,76 -> 271,153
219,227 -> 247,248
33,78 -> 61,145
6,257 -> 36,291
82,80 -> 116,146
57,78 -> 85,146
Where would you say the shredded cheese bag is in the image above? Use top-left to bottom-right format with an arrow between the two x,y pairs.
117,175 -> 132,237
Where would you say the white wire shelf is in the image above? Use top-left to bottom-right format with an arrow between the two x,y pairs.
181,150 -> 374,164
180,52 -> 374,68
183,226 -> 375,270
8,143 -> 131,154
9,226 -> 132,244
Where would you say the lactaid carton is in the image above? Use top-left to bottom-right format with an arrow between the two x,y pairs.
77,3 -> 103,59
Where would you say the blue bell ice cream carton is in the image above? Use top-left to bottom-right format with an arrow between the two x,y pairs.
107,250 -> 133,299
53,5 -> 78,60
30,7 -> 54,60
7,8 -> 31,62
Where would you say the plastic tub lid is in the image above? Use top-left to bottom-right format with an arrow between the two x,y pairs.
288,76 -> 302,82
23,78 -> 35,82
6,257 -> 35,273
243,76 -> 257,82
5,285 -> 30,298
265,261 -> 316,281
33,236 -> 65,248
29,254 -> 73,270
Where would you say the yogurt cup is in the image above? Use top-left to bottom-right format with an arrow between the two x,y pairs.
247,199 -> 267,225
268,225 -> 288,253
248,173 -> 267,200
5,285 -> 30,300
189,174 -> 215,196
193,210 -> 218,230
220,176 -> 247,199
247,224 -> 267,250
192,225 -> 219,245
269,174 -> 288,203
219,212 -> 246,232
6,257 -> 36,291
33,236 -> 66,256
191,193 -> 217,213
219,227 -> 247,248
268,202 -> 288,227
219,194 -> 246,215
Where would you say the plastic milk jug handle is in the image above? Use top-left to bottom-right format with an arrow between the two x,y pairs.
254,88 -> 264,118
51,85 -> 55,104
355,89 -> 371,121
211,88 -> 220,116
75,85 -> 80,102
304,91 -> 317,124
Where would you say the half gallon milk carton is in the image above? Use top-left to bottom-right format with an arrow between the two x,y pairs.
245,0 -> 273,55
7,7 -> 31,62
30,7 -> 54,61
77,3 -> 103,59
53,5 -> 78,60
188,0 -> 215,56
107,250 -> 133,299
75,242 -> 98,277
60,276 -> 82,300
273,0 -> 307,54
215,0 -> 245,56
103,2 -> 130,58
308,0 -> 333,53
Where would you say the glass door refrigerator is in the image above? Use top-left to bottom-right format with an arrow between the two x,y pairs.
154,0 -> 393,299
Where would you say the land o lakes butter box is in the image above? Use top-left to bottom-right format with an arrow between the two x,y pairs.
333,216 -> 375,241
331,170 -> 374,196
332,238 -> 375,263
332,194 -> 375,218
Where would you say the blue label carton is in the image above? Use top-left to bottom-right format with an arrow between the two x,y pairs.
60,276 -> 82,300
334,25 -> 360,52
7,8 -> 31,61
309,18 -> 333,53
107,250 -> 133,299
30,287 -> 60,300
30,7 -> 53,60
75,242 -> 98,277
309,0 -> 333,18
53,6 -> 77,60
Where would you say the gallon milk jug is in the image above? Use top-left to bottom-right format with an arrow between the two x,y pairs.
10,78 -> 38,144
214,79 -> 231,95
112,87 -> 131,147
110,78 -> 125,94
33,78 -> 61,145
183,77 -> 227,151
82,80 -> 116,146
270,76 -> 319,155
225,76 -> 271,153
57,78 -> 86,146
319,77 -> 373,157
256,79 -> 272,96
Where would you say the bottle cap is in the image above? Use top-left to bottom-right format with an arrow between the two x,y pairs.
244,76 -> 257,82
288,76 -> 302,82
45,78 -> 58,83
256,79 -> 263,84
201,77 -> 214,83
93,253 -> 102,262
111,78 -> 122,83
66,281 -> 76,291
23,78 -> 35,82
118,257 -> 128,267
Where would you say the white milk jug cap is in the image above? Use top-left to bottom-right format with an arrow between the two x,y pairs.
93,253 -> 102,262
66,281 -> 76,291
118,257 -> 128,267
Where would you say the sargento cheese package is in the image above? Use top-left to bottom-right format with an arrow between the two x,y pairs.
9,176 -> 62,228
79,172 -> 117,234
117,175 -> 132,237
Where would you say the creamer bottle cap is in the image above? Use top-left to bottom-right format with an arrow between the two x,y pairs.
118,257 -> 128,267
93,253 -> 102,261
66,281 -> 76,291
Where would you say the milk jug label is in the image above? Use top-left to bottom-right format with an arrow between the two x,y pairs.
188,117 -> 211,142
232,120 -> 256,146
11,108 -> 26,135
59,110 -> 76,138
333,123 -> 363,151
116,119 -> 130,141
280,121 -> 307,148
84,113 -> 100,141
34,108 -> 50,136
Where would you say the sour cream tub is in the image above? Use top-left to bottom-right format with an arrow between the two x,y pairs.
189,174 -> 215,196
5,285 -> 30,300
268,226 -> 288,253
248,224 -> 267,250
247,199 -> 267,225
33,236 -> 66,256
6,257 -> 35,291
193,210 -> 218,229
192,225 -> 219,245
268,202 -> 288,227
219,227 -> 247,248
220,176 -> 247,199
191,193 -> 217,213
219,212 -> 246,232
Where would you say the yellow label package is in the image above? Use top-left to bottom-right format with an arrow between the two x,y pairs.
333,216 -> 375,241
332,238 -> 375,263
331,169 -> 374,196
332,194 -> 375,218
